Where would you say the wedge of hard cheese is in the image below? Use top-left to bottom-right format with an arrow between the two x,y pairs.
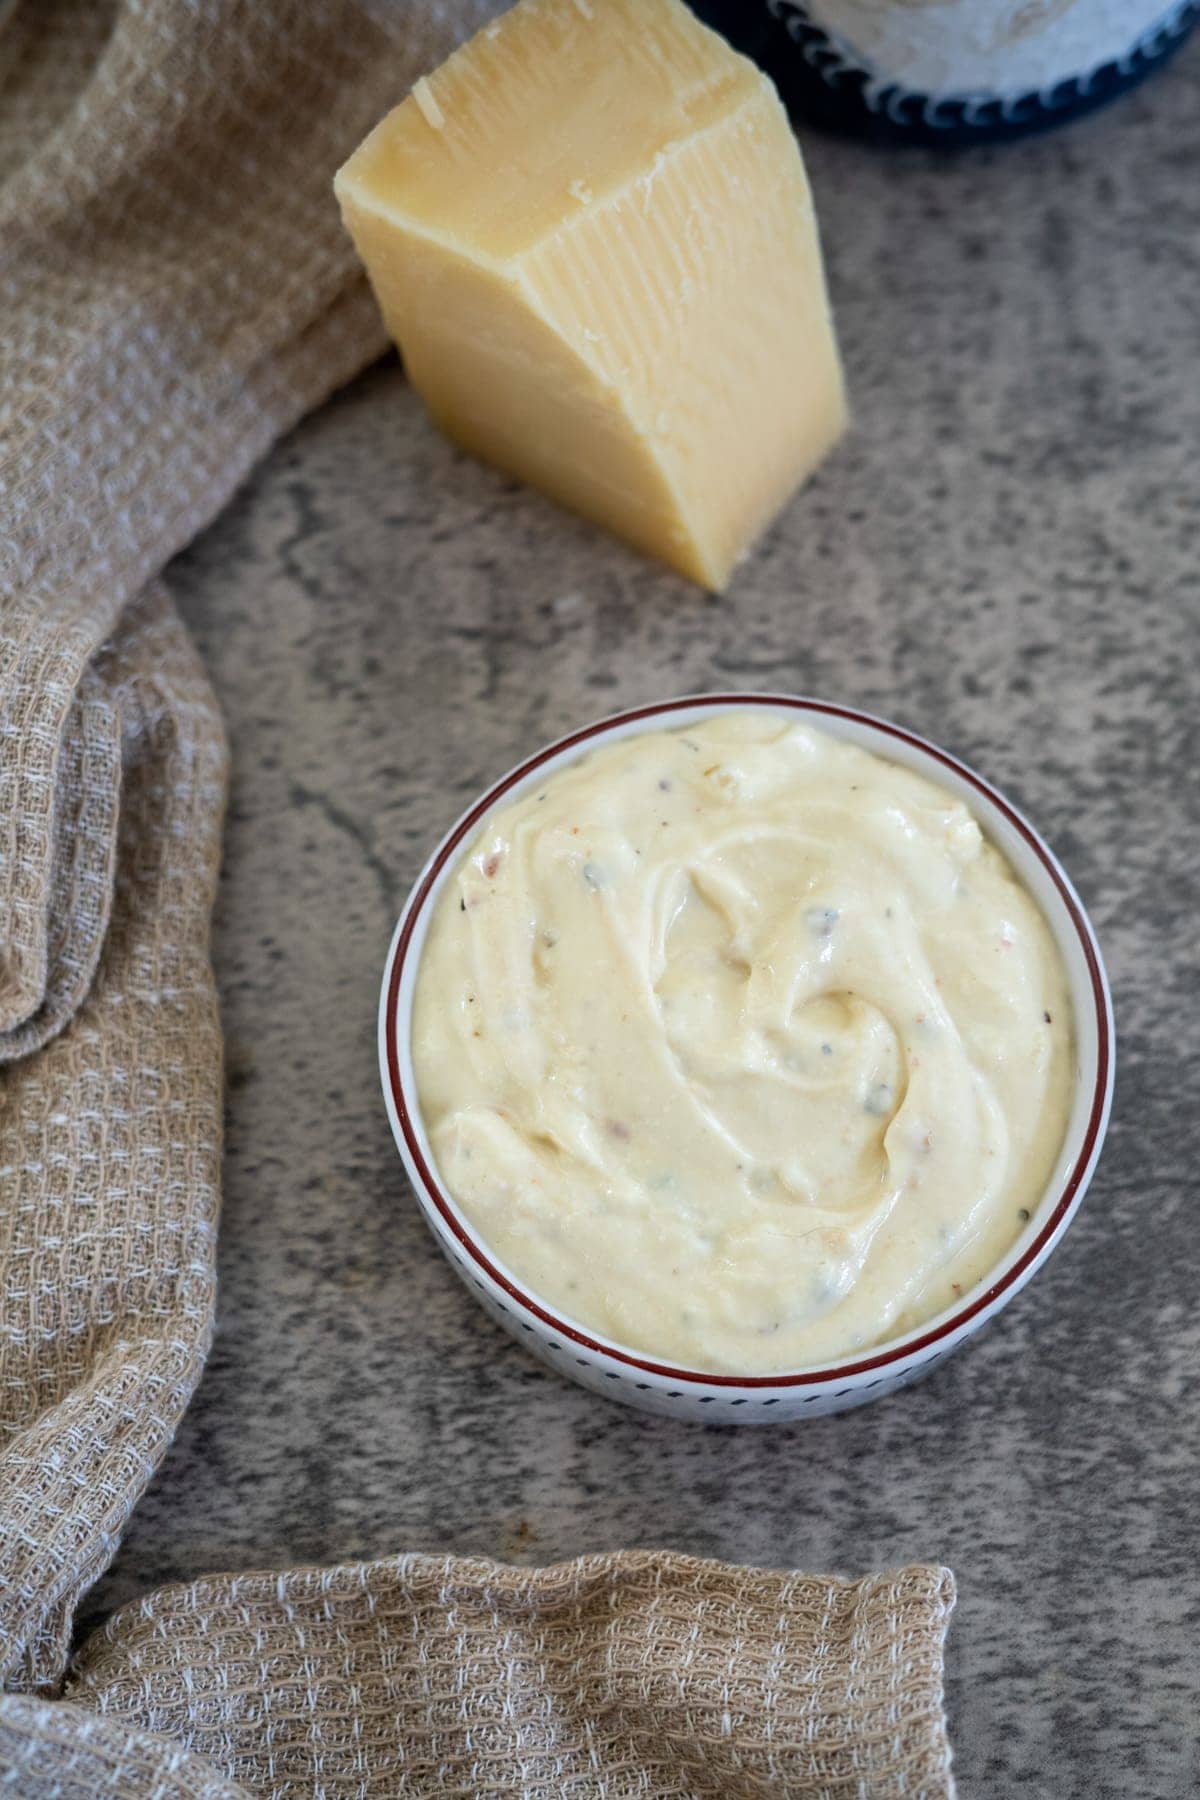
334,0 -> 846,590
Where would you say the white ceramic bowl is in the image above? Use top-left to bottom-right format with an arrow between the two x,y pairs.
380,695 -> 1114,1422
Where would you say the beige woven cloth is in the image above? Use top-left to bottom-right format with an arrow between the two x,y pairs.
0,1 -> 956,1793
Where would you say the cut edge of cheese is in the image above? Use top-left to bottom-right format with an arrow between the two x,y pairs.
337,182 -> 710,581
335,0 -> 847,589
336,0 -> 759,265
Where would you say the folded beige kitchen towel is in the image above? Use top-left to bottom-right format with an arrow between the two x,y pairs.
0,1 -> 956,1794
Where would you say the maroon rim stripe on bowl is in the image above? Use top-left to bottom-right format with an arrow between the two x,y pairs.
384,694 -> 1112,1388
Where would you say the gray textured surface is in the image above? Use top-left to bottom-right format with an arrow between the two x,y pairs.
88,43 -> 1200,1800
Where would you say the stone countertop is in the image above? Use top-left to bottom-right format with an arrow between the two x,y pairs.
89,43 -> 1200,1800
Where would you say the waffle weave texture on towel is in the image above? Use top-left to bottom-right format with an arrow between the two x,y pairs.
0,2 -> 956,1793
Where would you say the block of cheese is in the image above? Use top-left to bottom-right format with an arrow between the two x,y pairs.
334,0 -> 846,589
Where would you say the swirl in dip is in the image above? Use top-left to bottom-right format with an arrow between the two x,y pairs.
412,712 -> 1073,1373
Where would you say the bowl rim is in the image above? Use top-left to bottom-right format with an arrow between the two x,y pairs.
380,692 -> 1114,1388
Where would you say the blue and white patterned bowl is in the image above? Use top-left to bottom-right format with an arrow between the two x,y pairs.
380,696 -> 1114,1422
689,0 -> 1197,146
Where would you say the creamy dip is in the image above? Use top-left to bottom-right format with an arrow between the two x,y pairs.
412,712 -> 1073,1373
